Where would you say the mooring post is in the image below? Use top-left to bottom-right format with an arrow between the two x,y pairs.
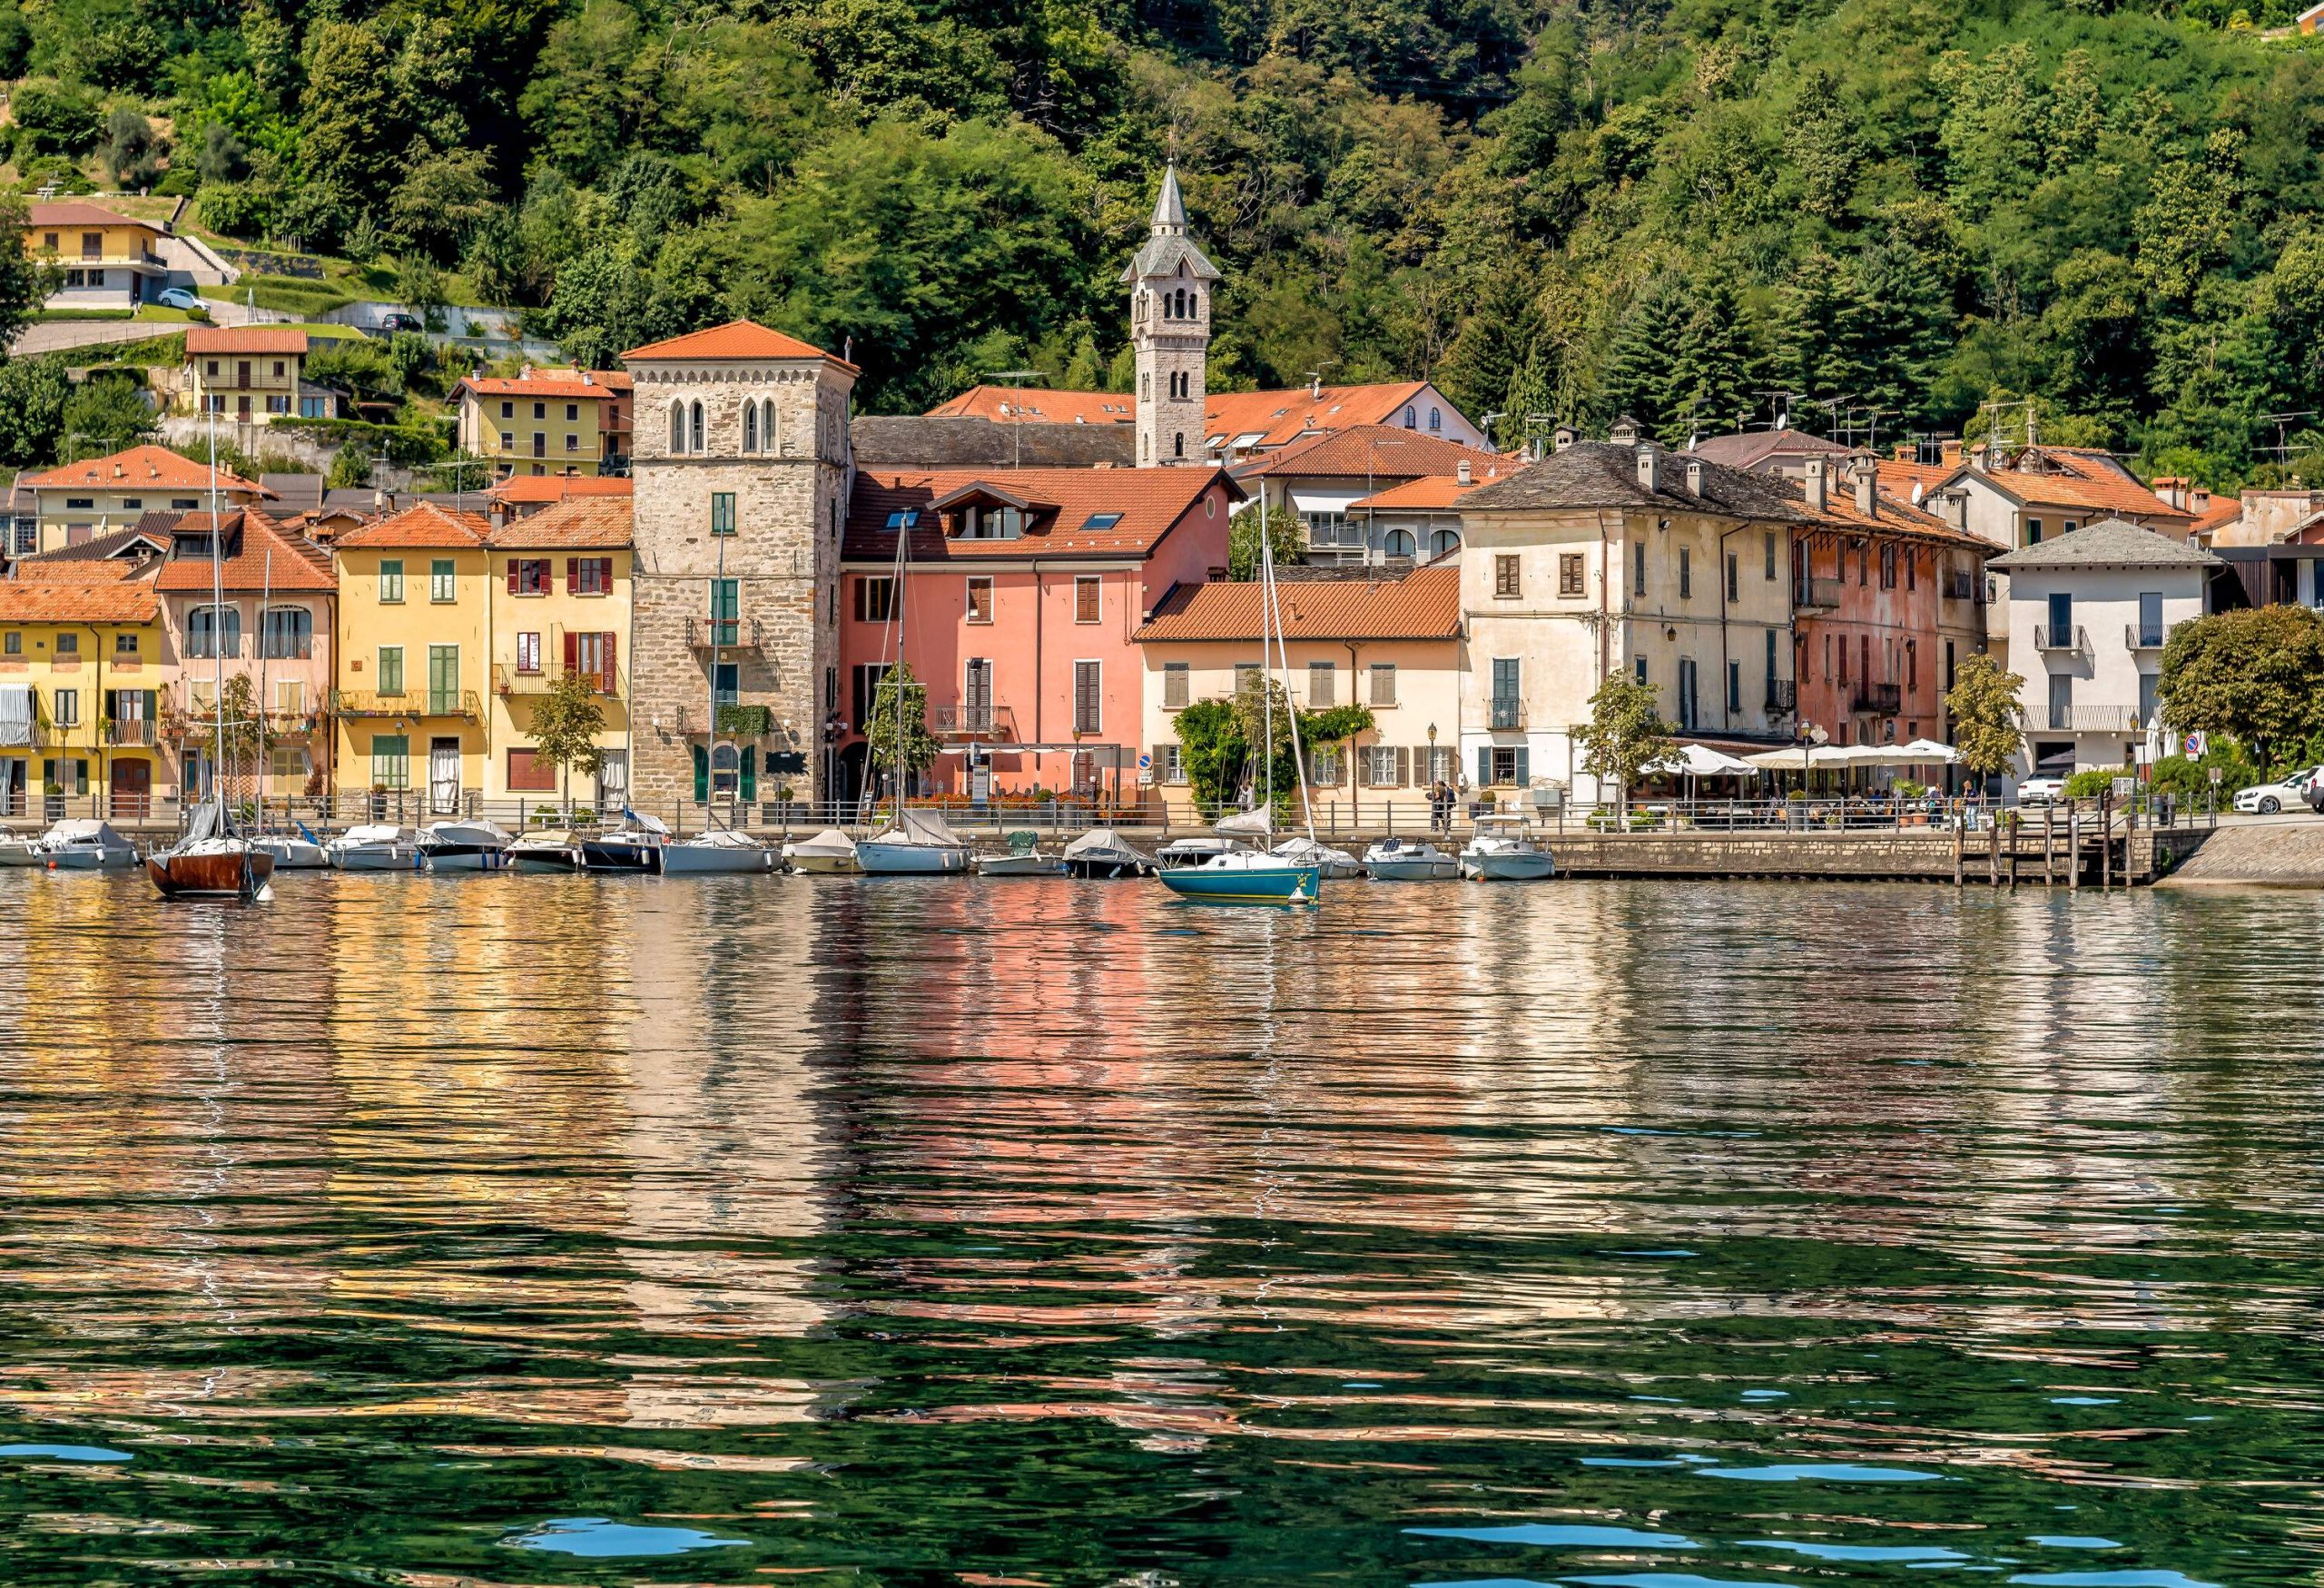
1953,816 -> 1964,887
2068,805 -> 2081,891
2043,805 -> 2054,885
2101,791 -> 2112,892
1988,817 -> 1999,886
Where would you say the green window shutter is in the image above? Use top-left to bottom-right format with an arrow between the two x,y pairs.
693,745 -> 708,803
1513,747 -> 1530,785
143,689 -> 156,722
739,746 -> 756,801
1475,746 -> 1491,787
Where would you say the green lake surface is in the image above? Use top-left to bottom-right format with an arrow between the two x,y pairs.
0,871 -> 2319,1585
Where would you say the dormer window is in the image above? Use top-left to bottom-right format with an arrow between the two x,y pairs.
960,505 -> 1024,539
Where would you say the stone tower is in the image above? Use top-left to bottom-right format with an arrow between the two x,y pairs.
1121,164 -> 1219,469
623,321 -> 855,813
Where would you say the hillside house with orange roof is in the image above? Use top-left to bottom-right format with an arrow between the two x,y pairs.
1241,428 -> 1505,565
180,327 -> 321,426
482,494 -> 634,807
455,368 -> 629,478
15,446 -> 271,555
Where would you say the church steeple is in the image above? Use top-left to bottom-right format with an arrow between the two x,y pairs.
1121,163 -> 1219,469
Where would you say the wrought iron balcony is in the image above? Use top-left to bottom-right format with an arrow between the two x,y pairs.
2125,624 -> 2168,652
929,704 -> 1019,739
2021,703 -> 2139,733
691,617 -> 763,650
2034,624 -> 2089,653
105,716 -> 156,747
1852,682 -> 1902,715
1489,697 -> 1526,730
1794,577 -> 1844,611
330,688 -> 481,720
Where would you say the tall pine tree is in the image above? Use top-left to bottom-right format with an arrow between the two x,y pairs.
1598,272 -> 1689,438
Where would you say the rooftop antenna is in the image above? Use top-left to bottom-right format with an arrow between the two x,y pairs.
2260,410 -> 2318,466
988,368 -> 1046,469
1752,390 -> 1801,431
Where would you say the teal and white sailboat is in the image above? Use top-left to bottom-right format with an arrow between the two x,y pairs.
1157,498 -> 1321,905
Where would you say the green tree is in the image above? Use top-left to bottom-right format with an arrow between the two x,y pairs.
1575,670 -> 1672,815
1227,505 -> 1304,580
294,23 -> 399,243
0,194 -> 54,362
61,375 -> 157,453
527,670 -> 606,815
863,658 -> 940,787
1170,697 -> 1245,813
1945,653 -> 2025,785
1597,274 -> 1687,436
0,355 -> 70,466
100,106 -> 159,189
2159,606 -> 2324,774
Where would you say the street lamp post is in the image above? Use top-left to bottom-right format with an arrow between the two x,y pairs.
1427,721 -> 1439,833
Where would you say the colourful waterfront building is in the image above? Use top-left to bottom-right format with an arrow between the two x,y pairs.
0,577 -> 164,818
455,368 -> 632,478
330,504 -> 494,812
483,494 -> 634,809
13,446 -> 271,555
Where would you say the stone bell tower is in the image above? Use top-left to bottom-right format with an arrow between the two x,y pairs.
624,321 -> 855,812
1122,164 -> 1219,469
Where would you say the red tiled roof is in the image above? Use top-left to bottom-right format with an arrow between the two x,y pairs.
1136,565 -> 1462,643
925,386 -> 1136,425
488,497 -> 633,549
2192,496 -> 2243,537
153,511 -> 335,593
927,380 -> 1457,451
459,372 -> 624,400
1242,425 -> 1500,480
621,321 -> 853,369
0,580 -> 161,623
4,559 -> 144,585
333,502 -> 492,549
27,202 -> 158,231
17,445 -> 270,498
1876,459 -> 1955,499
1351,468 -> 1514,510
186,327 -> 310,356
1980,467 -> 2191,522
1805,488 -> 1995,553
843,468 -> 1232,561
485,475 -> 635,505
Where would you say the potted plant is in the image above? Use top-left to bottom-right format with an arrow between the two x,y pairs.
369,779 -> 388,820
41,776 -> 63,821
772,781 -> 797,822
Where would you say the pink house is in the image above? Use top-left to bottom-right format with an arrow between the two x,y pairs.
836,465 -> 1237,806
153,509 -> 336,800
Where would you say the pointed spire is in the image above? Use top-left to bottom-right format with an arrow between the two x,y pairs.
1150,163 -> 1186,235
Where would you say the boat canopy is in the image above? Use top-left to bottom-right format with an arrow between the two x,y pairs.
1064,827 -> 1137,858
790,828 -> 857,855
48,819 -> 125,843
872,806 -> 963,845
335,824 -> 411,844
1215,808 -> 1274,836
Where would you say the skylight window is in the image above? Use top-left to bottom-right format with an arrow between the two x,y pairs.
884,509 -> 920,529
1081,513 -> 1123,531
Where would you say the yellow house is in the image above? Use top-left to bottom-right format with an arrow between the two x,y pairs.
15,445 -> 271,553
25,202 -> 170,311
182,327 -> 311,424
455,370 -> 616,478
331,504 -> 493,814
484,496 -> 633,809
0,577 -> 166,819
1133,564 -> 1466,824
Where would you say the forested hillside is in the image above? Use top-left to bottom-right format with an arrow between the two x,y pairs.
6,0 -> 2324,481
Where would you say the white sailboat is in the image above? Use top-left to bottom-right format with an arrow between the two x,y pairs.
855,505 -> 969,876
1363,834 -> 1459,880
661,826 -> 775,873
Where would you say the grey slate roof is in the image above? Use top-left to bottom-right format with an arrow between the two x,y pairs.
17,525 -> 167,563
1689,428 -> 1850,471
1454,439 -> 1818,522
1986,517 -> 2224,570
1118,165 -> 1221,282
851,415 -> 1136,469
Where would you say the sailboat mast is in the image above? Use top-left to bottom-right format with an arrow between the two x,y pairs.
1261,525 -> 1317,843
709,528 -> 724,828
208,413 -> 224,814
256,546 -> 271,834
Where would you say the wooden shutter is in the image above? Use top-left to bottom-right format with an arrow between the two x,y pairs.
602,633 -> 616,694
143,689 -> 156,724
563,631 -> 578,676
740,747 -> 756,801
1476,747 -> 1491,788
692,745 -> 708,802
1513,747 -> 1530,784
507,559 -> 518,593
1395,746 -> 1409,785
565,557 -> 577,590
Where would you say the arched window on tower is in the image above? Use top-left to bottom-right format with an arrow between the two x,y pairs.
762,399 -> 777,451
670,399 -> 686,454
743,402 -> 759,453
689,400 -> 704,454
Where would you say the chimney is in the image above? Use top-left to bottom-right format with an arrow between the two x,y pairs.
1309,374 -> 1322,399
1685,459 -> 1703,496
1852,456 -> 1877,518
1553,423 -> 1578,452
1456,459 -> 1472,486
581,371 -> 595,387
489,500 -> 511,530
1609,416 -> 1640,447
1803,457 -> 1828,512
1636,440 -> 1662,494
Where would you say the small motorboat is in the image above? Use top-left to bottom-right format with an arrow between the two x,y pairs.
783,828 -> 858,874
41,819 -> 141,870
1061,827 -> 1147,878
855,806 -> 970,875
507,828 -> 585,873
328,824 -> 424,871
1272,835 -> 1362,880
660,827 -> 774,874
147,804 -> 274,901
1155,834 -> 1244,870
253,825 -> 330,869
1363,835 -> 1459,881
583,811 -> 667,873
1156,849 -> 1321,904
975,831 -> 1064,876
421,818 -> 515,872
0,831 -> 49,867
1459,815 -> 1556,881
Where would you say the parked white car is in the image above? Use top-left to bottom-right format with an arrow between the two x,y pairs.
2016,775 -> 2068,805
2236,774 -> 2318,814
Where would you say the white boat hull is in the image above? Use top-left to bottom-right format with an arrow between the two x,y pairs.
1461,850 -> 1556,881
47,847 -> 140,870
0,843 -> 47,867
331,847 -> 421,871
256,838 -> 330,869
659,843 -> 773,875
1367,855 -> 1459,881
855,841 -> 970,875
975,854 -> 1065,876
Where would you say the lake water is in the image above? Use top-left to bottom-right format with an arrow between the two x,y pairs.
0,871 -> 2319,1586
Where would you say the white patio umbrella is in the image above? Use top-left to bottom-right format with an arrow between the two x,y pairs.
1650,743 -> 1765,776
1896,737 -> 1959,764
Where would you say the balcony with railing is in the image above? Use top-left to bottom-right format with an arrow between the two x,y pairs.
330,687 -> 482,720
691,617 -> 764,650
2126,624 -> 2169,652
1852,682 -> 1902,715
2034,624 -> 2090,654
105,716 -> 156,747
1793,577 -> 1845,611
2022,703 -> 2139,733
1765,677 -> 1796,714
930,703 -> 1020,739
1489,697 -> 1526,731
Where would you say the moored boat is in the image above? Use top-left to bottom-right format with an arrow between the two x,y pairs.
583,810 -> 667,873
507,828 -> 586,873
421,818 -> 515,872
1157,849 -> 1322,903
974,831 -> 1064,876
783,828 -> 858,874
1155,834 -> 1242,870
1363,835 -> 1459,881
856,807 -> 970,875
148,804 -> 274,901
254,827 -> 330,869
328,824 -> 424,871
1458,815 -> 1556,881
42,819 -> 141,870
1272,835 -> 1362,880
0,831 -> 48,867
1061,827 -> 1147,878
659,827 -> 774,874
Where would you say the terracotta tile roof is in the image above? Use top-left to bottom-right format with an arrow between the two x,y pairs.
924,386 -> 1135,425
3,558 -> 145,584
1351,467 -> 1516,510
1805,488 -> 1997,554
27,202 -> 158,231
332,502 -> 492,550
485,475 -> 635,505
0,580 -> 161,623
1241,425 -> 1501,480
153,510 -> 335,593
458,372 -> 624,400
1876,459 -> 1955,500
621,320 -> 854,370
1458,441 -> 1818,522
1137,565 -> 1461,643
186,327 -> 310,356
1978,466 -> 2191,522
2192,496 -> 2243,538
843,468 -> 1232,561
16,445 -> 270,498
488,496 -> 633,549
